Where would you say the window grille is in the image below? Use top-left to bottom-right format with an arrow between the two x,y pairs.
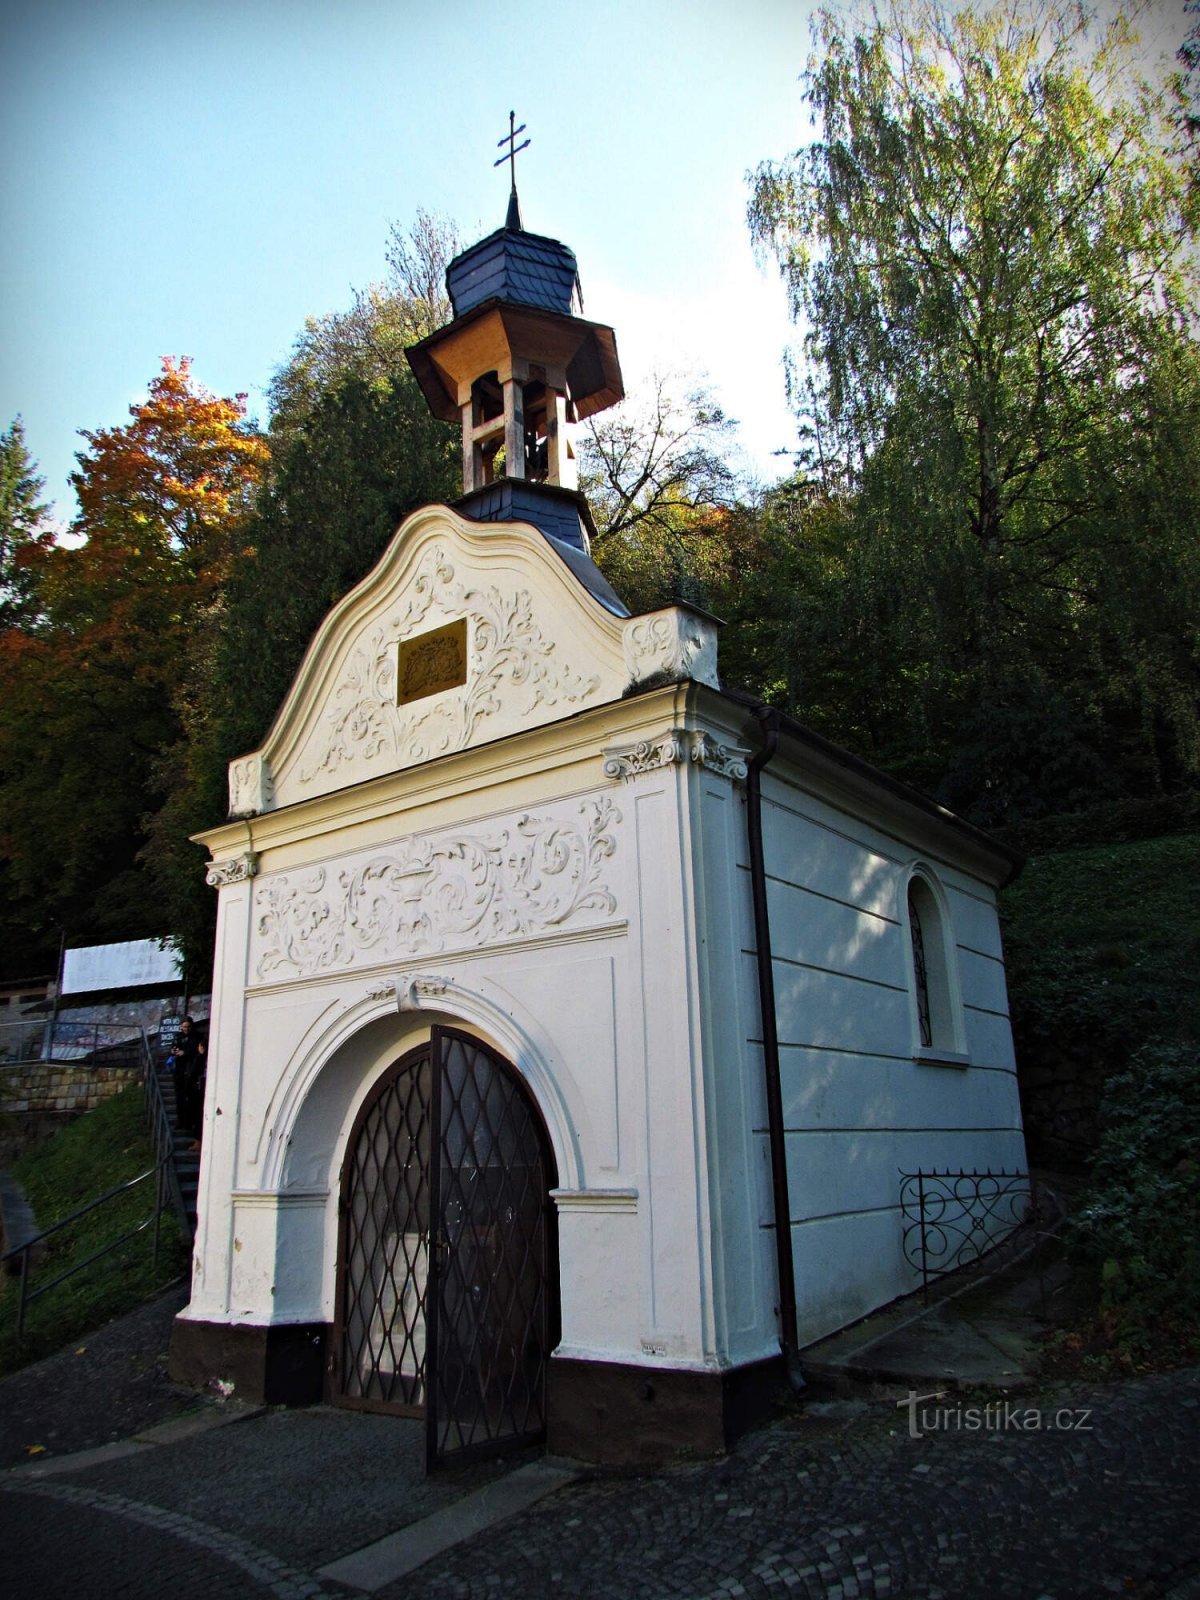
908,886 -> 933,1049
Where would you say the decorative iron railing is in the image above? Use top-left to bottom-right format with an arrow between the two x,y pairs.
900,1168 -> 1036,1300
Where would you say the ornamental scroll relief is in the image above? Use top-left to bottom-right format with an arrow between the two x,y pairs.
229,755 -> 273,819
206,852 -> 259,889
365,973 -> 450,1010
603,728 -> 749,782
253,798 -> 621,981
299,546 -> 601,785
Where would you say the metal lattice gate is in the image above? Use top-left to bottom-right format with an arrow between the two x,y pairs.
332,1028 -> 557,1470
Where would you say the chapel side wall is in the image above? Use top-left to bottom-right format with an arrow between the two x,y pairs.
688,761 -> 777,1371
747,768 -> 1026,1347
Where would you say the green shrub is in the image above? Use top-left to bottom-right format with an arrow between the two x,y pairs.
994,791 -> 1200,857
1000,832 -> 1200,1163
1064,1041 -> 1200,1364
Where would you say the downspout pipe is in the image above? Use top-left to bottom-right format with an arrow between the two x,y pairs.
746,702 -> 804,1393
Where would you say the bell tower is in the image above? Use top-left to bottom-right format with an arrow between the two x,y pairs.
406,115 -> 624,546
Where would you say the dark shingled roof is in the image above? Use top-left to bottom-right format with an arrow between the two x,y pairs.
454,481 -> 629,618
447,228 -> 582,319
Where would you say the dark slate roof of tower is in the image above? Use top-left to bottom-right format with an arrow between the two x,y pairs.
454,481 -> 629,618
447,227 -> 582,319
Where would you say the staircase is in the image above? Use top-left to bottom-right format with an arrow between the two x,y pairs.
150,1055 -> 200,1236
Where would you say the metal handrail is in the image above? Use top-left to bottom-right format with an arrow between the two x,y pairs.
1,1157 -> 171,1349
134,1027 -> 193,1240
0,1026 -> 193,1352
0,1017 -> 148,1066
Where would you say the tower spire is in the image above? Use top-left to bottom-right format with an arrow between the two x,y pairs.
494,110 -> 530,231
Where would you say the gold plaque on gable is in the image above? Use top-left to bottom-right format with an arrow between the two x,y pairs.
396,618 -> 468,706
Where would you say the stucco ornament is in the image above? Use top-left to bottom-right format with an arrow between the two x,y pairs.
205,852 -> 259,889
604,728 -> 749,782
228,755 -> 273,818
689,731 -> 750,781
299,546 -> 601,784
622,609 -> 719,691
253,799 -> 622,980
366,972 -> 451,1010
603,730 -> 687,779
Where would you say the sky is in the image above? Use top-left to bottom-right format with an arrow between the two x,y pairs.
0,0 -> 820,524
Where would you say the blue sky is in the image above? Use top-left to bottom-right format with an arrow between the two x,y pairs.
0,0 -> 819,522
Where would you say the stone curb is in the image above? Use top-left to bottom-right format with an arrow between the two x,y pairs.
316,1461 -> 578,1591
8,1399 -> 266,1478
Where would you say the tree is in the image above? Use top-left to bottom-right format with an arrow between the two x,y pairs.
747,0 -> 1200,820
385,205 -> 461,340
1181,0 -> 1199,145
217,296 -> 461,749
0,418 -> 49,631
752,0 -> 1197,536
0,362 -> 266,971
269,210 -> 462,443
146,234 -> 463,970
581,373 -> 742,613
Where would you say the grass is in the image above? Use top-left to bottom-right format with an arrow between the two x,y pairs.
0,1084 -> 188,1374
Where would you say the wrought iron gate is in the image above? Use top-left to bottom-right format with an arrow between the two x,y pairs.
333,1028 -> 557,1470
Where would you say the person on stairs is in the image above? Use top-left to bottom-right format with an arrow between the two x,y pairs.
172,1015 -> 206,1150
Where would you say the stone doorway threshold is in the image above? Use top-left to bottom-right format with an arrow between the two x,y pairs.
317,1459 -> 576,1591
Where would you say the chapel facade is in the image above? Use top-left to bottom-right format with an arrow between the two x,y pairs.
170,196 -> 1026,1468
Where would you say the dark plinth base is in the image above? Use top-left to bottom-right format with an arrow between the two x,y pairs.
168,1317 -> 328,1406
547,1353 -> 784,1467
168,1324 -> 781,1463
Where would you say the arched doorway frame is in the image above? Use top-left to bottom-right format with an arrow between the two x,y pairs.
259,971 -> 582,1199
331,1023 -> 561,1467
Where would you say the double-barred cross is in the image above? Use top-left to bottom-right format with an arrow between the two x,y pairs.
494,110 -> 531,192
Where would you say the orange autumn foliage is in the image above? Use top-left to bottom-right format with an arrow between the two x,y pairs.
0,359 -> 267,949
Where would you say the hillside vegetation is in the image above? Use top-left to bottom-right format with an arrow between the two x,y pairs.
0,1086 -> 186,1373
1001,828 -> 1200,1369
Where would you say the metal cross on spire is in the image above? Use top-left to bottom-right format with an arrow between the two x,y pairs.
494,111 -> 530,230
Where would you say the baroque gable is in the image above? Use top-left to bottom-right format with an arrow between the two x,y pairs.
229,504 -> 718,815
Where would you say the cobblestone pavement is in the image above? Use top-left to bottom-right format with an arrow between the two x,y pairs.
0,1280 -> 195,1469
385,1371 -> 1200,1600
2,1370 -> 1197,1599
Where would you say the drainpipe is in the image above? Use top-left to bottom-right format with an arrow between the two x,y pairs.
746,703 -> 804,1392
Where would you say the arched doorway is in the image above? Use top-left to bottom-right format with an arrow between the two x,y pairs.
331,1026 -> 559,1470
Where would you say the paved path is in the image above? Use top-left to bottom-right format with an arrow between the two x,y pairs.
3,1370 -> 1198,1598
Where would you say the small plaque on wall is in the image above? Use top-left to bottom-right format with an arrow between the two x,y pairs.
396,618 -> 468,705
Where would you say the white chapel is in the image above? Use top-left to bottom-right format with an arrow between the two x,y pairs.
170,186 -> 1027,1468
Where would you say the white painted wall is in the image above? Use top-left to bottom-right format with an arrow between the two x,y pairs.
183,500 -> 1025,1389
714,761 -> 1026,1347
182,699 -> 781,1379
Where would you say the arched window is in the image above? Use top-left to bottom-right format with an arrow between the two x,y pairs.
905,871 -> 967,1064
908,884 -> 933,1048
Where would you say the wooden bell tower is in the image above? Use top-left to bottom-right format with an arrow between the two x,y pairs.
406,115 -> 624,502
